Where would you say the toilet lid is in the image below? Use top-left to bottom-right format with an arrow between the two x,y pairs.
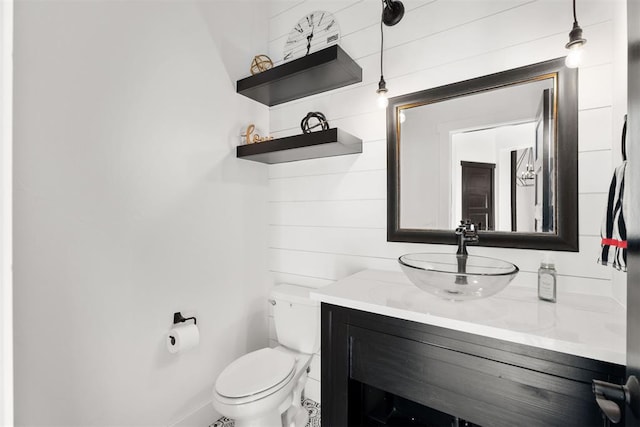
215,348 -> 296,398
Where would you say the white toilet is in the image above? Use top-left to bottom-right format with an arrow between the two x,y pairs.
212,284 -> 320,427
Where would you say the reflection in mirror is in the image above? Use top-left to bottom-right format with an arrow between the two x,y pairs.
388,58 -> 578,251
400,78 -> 555,233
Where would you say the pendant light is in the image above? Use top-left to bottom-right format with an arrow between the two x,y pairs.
565,0 -> 586,68
382,0 -> 404,26
377,0 -> 405,109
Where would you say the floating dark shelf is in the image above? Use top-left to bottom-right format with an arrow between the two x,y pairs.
236,45 -> 362,107
236,128 -> 362,164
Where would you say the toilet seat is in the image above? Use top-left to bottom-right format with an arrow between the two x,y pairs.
215,348 -> 296,404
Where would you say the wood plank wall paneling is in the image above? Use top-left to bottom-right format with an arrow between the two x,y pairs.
265,1 -> 623,299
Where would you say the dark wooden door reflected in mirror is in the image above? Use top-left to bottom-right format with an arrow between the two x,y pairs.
461,161 -> 495,231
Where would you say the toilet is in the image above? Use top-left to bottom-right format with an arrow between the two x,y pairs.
212,284 -> 320,427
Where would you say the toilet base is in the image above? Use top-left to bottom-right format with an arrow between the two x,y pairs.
213,398 -> 320,427
233,411 -> 282,427
221,402 -> 309,427
288,406 -> 309,427
282,370 -> 309,427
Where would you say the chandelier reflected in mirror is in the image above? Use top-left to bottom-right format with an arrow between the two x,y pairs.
516,147 -> 536,187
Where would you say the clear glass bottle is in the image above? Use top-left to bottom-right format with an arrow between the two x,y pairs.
538,254 -> 557,302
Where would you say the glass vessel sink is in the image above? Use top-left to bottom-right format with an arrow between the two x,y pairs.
399,253 -> 519,301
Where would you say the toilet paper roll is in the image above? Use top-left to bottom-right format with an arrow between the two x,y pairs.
167,324 -> 199,354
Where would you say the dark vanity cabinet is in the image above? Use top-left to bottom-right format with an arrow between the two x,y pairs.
321,303 -> 626,426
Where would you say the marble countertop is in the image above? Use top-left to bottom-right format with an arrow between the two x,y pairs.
310,269 -> 626,365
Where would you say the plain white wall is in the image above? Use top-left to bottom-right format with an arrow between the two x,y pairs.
267,0 -> 627,302
0,0 -> 14,424
13,1 -> 270,425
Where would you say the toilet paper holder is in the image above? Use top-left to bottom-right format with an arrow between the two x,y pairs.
173,311 -> 197,326
169,312 -> 197,347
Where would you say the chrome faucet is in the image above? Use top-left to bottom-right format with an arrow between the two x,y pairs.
455,219 -> 479,256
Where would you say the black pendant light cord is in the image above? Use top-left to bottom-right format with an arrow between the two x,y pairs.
572,0 -> 578,24
380,0 -> 385,79
377,0 -> 403,98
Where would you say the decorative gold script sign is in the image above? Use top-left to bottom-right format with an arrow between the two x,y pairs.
243,124 -> 274,144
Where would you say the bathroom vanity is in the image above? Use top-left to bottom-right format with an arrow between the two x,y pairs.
311,270 -> 626,426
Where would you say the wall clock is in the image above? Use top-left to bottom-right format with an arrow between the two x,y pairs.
283,11 -> 340,62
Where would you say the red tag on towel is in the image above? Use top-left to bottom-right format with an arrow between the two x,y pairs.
601,238 -> 628,249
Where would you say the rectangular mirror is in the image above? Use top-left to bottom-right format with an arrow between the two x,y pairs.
387,58 -> 578,251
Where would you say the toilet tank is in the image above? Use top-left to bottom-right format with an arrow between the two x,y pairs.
270,284 -> 320,354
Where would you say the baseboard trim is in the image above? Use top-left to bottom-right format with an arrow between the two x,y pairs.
170,400 -> 219,427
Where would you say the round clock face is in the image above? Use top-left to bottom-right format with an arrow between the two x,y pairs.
283,11 -> 340,62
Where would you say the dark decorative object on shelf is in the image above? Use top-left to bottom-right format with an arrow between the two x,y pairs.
301,112 -> 329,133
250,55 -> 273,75
236,45 -> 362,107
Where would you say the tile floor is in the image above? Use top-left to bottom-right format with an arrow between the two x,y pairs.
211,398 -> 320,427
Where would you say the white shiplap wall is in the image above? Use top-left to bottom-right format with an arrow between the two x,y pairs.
264,0 -> 627,402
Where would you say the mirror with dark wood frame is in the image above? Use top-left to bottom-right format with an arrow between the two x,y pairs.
387,58 -> 578,251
